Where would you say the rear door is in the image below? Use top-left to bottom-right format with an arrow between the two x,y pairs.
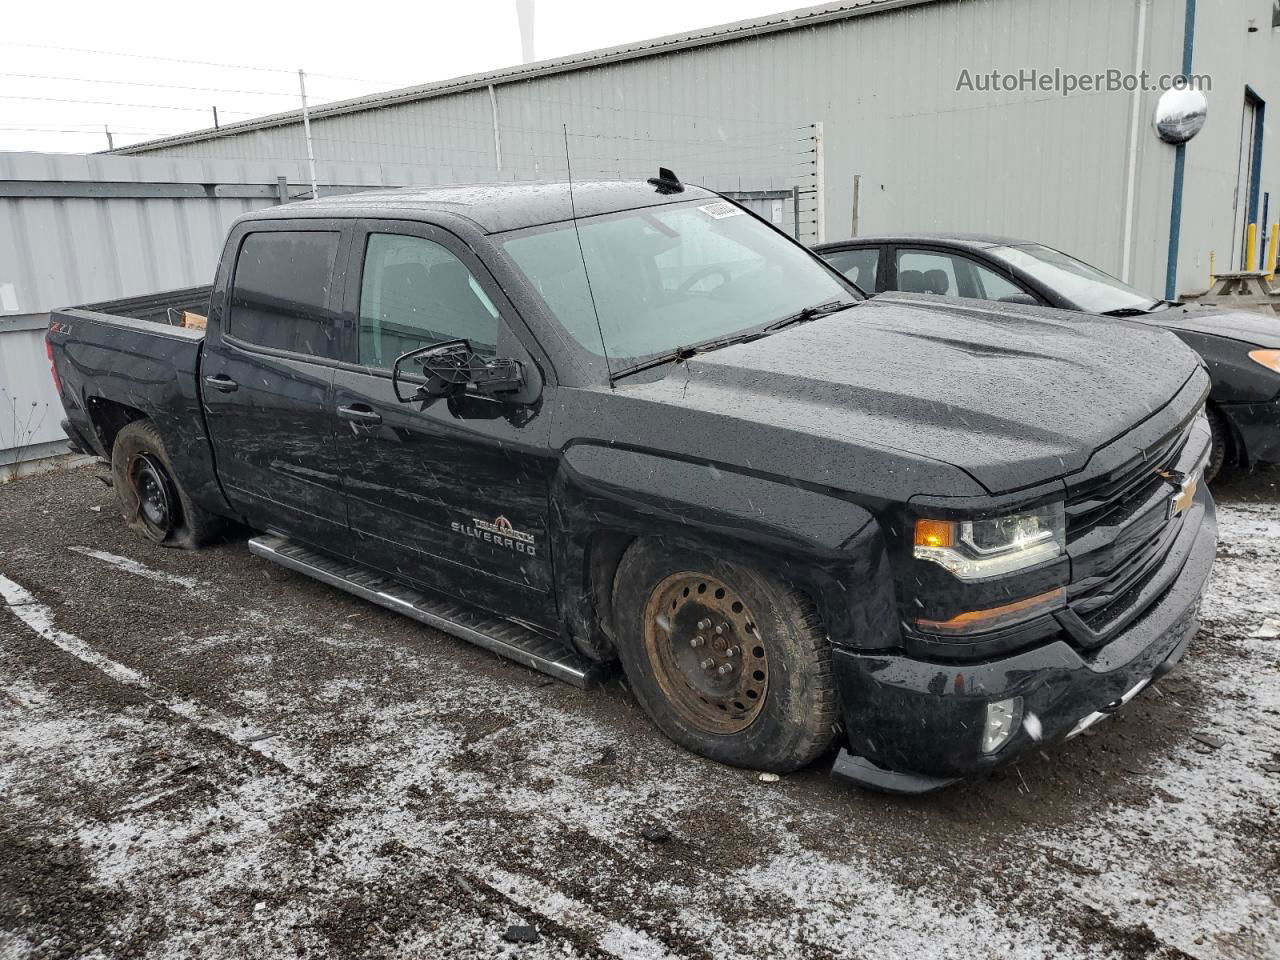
331,219 -> 558,625
202,220 -> 351,548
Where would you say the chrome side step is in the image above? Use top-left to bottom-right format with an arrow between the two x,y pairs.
247,534 -> 608,689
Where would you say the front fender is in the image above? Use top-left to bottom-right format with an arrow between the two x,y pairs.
552,442 -> 899,659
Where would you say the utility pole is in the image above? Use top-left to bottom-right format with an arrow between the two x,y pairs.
516,0 -> 535,63
298,68 -> 319,199
103,124 -> 113,150
212,105 -> 220,129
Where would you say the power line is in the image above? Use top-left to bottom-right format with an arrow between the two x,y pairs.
0,127 -> 174,135
0,71 -> 309,98
0,39 -> 410,86
0,94 -> 261,114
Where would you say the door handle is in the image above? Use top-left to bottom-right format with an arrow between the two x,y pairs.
337,404 -> 383,425
204,374 -> 238,393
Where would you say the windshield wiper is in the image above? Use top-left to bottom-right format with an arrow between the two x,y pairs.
609,330 -> 763,383
609,300 -> 857,384
762,299 -> 857,333
1102,298 -> 1181,318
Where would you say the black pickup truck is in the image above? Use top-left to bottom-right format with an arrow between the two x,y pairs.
47,178 -> 1217,793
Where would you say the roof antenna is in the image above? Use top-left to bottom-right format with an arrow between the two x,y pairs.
647,167 -> 684,195
562,124 -> 614,388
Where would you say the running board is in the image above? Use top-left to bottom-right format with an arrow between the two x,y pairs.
247,534 -> 608,689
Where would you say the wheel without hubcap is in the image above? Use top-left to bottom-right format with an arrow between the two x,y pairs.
643,571 -> 769,735
130,452 -> 177,542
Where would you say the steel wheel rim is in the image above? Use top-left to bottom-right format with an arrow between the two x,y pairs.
642,571 -> 769,735
131,453 -> 175,538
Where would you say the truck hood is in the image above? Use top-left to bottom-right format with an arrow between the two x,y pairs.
1141,303 -> 1280,348
611,296 -> 1203,495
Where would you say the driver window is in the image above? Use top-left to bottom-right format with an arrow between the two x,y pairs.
358,233 -> 500,369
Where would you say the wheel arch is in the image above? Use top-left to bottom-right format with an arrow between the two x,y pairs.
553,443 -> 897,661
85,396 -> 148,456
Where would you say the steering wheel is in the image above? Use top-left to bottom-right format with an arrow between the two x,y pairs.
675,266 -> 733,296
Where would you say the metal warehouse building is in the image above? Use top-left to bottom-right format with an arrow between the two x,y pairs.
105,0 -> 1280,300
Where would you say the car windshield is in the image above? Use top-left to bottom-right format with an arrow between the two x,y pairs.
987,243 -> 1159,315
500,198 -> 854,365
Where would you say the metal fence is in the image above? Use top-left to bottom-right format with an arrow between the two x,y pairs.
0,146 -> 820,471
0,150 -> 425,471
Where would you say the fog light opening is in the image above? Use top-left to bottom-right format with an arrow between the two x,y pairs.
983,697 -> 1023,754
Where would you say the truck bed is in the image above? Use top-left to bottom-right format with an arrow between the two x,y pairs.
81,285 -> 213,327
47,285 -> 230,517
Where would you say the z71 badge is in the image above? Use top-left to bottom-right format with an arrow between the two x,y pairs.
452,515 -> 538,557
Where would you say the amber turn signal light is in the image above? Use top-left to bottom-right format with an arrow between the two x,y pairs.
914,518 -> 955,549
915,587 -> 1065,636
1248,349 -> 1280,374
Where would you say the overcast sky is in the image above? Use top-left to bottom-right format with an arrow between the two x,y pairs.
3,0 -> 804,154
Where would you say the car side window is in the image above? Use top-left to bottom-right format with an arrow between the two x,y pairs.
968,262 -> 1025,301
228,231 -> 340,358
358,233 -> 500,369
822,247 -> 880,292
896,248 -> 1028,302
895,250 -> 959,296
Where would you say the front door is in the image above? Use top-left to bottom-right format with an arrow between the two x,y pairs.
331,220 -> 557,626
202,222 -> 351,549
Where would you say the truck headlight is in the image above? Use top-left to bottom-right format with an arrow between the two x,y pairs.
914,503 -> 1065,579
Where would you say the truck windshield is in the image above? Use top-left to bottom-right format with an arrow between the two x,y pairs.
501,199 -> 853,365
987,243 -> 1159,315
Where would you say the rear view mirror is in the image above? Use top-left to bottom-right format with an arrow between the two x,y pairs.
998,293 -> 1039,306
392,339 -> 525,403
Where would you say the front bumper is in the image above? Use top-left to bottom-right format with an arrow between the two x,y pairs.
831,489 -> 1217,790
1218,397 -> 1280,465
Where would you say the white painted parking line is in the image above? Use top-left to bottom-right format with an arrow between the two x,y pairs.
0,572 -> 311,782
68,546 -> 205,591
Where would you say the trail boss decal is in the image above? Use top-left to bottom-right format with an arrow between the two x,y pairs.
452,515 -> 538,557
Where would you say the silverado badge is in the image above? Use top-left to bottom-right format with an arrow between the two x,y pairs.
452,515 -> 538,556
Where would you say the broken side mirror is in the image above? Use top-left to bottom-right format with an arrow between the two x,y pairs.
392,339 -> 526,404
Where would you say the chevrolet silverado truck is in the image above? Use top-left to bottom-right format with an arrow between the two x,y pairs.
46,177 -> 1217,793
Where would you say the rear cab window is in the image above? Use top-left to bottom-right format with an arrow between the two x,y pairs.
228,230 -> 340,358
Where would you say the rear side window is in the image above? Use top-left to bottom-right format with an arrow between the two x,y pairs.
228,231 -> 340,358
821,247 -> 880,292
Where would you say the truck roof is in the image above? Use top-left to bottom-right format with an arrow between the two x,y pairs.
245,179 -> 720,234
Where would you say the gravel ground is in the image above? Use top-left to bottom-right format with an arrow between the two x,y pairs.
1,463 -> 1277,960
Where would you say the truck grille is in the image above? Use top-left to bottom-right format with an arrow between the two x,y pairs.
1063,421 -> 1194,641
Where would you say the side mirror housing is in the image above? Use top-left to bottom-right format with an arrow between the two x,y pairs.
997,293 -> 1040,306
392,340 -> 527,403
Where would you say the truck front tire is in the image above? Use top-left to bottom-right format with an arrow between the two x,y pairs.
111,420 -> 223,549
612,540 -> 839,772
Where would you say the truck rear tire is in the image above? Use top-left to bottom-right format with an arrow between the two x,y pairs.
111,420 -> 223,549
611,540 -> 838,772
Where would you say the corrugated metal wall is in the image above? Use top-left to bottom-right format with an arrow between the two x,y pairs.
123,0 -> 1280,300
0,151 -> 431,467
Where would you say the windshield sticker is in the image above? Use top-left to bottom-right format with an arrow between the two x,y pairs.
698,201 -> 745,220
